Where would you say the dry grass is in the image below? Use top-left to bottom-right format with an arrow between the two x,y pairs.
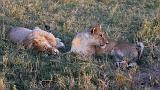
0,0 -> 160,90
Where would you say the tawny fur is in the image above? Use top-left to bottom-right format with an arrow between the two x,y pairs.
9,27 -> 32,44
9,27 -> 64,54
24,27 -> 58,53
96,39 -> 144,66
0,78 -> 5,90
96,39 -> 118,55
71,24 -> 109,57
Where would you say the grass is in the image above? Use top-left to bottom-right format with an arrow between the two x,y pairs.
0,0 -> 160,90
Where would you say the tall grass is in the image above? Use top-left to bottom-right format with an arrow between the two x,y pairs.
0,0 -> 160,90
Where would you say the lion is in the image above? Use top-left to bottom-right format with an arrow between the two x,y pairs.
9,27 -> 64,54
70,24 -> 109,58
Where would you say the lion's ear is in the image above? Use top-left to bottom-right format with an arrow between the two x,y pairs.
90,24 -> 101,34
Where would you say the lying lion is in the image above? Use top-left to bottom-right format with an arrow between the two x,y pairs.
70,24 -> 109,58
9,27 -> 64,54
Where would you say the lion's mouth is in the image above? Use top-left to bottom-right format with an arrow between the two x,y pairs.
100,44 -> 106,49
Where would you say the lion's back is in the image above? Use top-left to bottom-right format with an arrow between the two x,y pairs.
9,27 -> 32,44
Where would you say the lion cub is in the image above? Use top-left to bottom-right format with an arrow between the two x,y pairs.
96,39 -> 144,68
9,27 -> 64,54
71,24 -> 109,57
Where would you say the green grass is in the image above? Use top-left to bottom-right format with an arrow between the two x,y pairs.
0,0 -> 160,90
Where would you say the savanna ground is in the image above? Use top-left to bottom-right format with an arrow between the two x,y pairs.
0,0 -> 160,90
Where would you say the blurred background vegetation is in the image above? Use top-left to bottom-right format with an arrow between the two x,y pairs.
0,0 -> 160,90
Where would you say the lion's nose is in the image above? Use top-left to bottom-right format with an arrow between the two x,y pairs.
106,40 -> 109,44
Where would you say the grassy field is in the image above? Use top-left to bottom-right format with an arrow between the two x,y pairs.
0,0 -> 160,90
